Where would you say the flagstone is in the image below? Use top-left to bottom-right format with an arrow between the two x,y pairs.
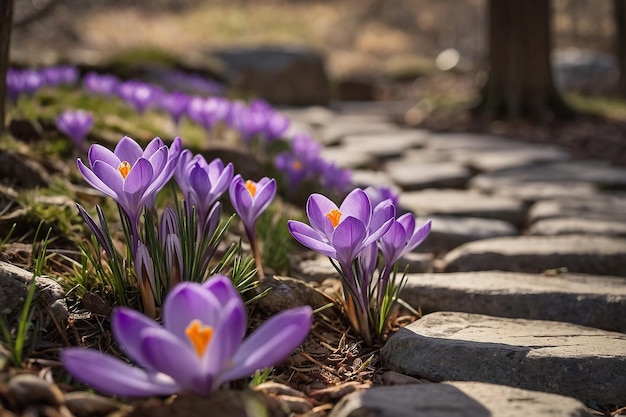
320,147 -> 375,169
385,162 -> 472,190
412,215 -> 517,254
401,271 -> 626,332
528,194 -> 626,223
470,161 -> 626,191
328,382 -> 592,417
381,312 -> 626,405
476,181 -> 597,203
399,190 -> 525,226
441,235 -> 626,276
529,217 -> 626,237
458,146 -> 570,172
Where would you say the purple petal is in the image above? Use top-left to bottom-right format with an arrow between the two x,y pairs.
61,348 -> 180,397
76,159 -> 117,197
220,306 -> 312,383
140,327 -> 212,395
201,274 -> 241,306
340,189 -> 371,224
123,158 -> 153,195
109,308 -> 163,371
306,194 -> 337,239
288,220 -> 336,258
162,282 -> 222,341
204,297 -> 246,378
332,216 -> 367,265
90,160 -> 125,197
88,144 -> 119,169
114,136 -> 144,165
406,219 -> 431,251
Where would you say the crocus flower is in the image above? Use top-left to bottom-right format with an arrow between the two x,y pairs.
187,96 -> 231,133
229,175 -> 276,277
42,66 -> 78,87
77,136 -> 181,252
319,160 -> 353,193
56,109 -> 93,152
364,186 -> 400,210
158,91 -> 191,129
61,275 -> 312,397
118,81 -> 161,113
175,150 -> 234,225
83,72 -> 119,96
379,214 -> 432,268
287,189 -> 394,269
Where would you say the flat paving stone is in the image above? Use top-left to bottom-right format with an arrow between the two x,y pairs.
381,311 -> 626,405
328,382 -> 592,417
529,217 -> 626,238
341,130 -> 428,159
528,195 -> 626,223
426,133 -> 519,151
400,190 -> 525,226
413,215 -> 518,255
401,271 -> 626,332
442,235 -> 626,276
349,170 -> 398,190
320,147 -> 375,169
479,181 -> 598,203
458,146 -> 571,172
386,162 -> 472,190
470,161 -> 626,191
318,119 -> 398,145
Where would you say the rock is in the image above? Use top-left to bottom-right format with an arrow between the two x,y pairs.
459,146 -> 570,172
399,252 -> 434,273
412,215 -> 517,255
441,235 -> 626,276
253,275 -> 332,314
0,261 -> 68,325
349,170 -> 399,190
328,381 -> 592,417
479,181 -> 598,203
386,162 -> 472,190
400,190 -> 525,226
336,78 -> 377,101
528,195 -> 626,223
470,161 -> 626,191
529,217 -> 626,237
401,271 -> 626,332
426,133 -> 516,151
381,312 -> 626,405
212,46 -> 330,106
0,151 -> 49,189
64,392 -> 124,417
320,147 -> 375,169
289,253 -> 339,283
281,106 -> 336,128
7,374 -> 64,407
341,130 -> 428,159
318,118 -> 398,145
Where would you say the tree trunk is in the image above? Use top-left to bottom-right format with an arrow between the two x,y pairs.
615,0 -> 626,95
474,0 -> 574,122
0,0 -> 14,134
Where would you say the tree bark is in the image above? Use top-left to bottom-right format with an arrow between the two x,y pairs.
615,0 -> 626,95
474,0 -> 574,122
0,0 -> 14,134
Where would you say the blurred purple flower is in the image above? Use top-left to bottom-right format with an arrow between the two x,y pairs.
6,68 -> 44,100
229,175 -> 276,239
56,109 -> 93,152
83,72 -> 120,96
158,91 -> 191,128
364,186 -> 399,209
319,160 -> 353,193
117,81 -> 162,113
42,66 -> 78,87
61,275 -> 312,397
187,96 -> 231,133
77,136 -> 182,251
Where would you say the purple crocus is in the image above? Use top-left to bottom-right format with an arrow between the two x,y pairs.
117,81 -> 161,113
41,66 -> 78,87
187,96 -> 231,134
158,91 -> 191,129
364,186 -> 400,210
56,109 -> 93,152
228,175 -> 277,277
175,150 -> 234,227
287,189 -> 394,269
77,136 -> 182,252
61,275 -> 312,397
83,72 -> 120,96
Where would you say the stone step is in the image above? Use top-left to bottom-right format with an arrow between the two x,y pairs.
381,312 -> 626,406
400,271 -> 626,332
528,194 -> 626,224
529,217 -> 626,237
386,161 -> 472,190
328,382 -> 593,417
400,189 -> 526,226
473,180 -> 598,204
441,235 -> 626,276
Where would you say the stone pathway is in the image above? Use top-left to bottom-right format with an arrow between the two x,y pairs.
286,101 -> 626,414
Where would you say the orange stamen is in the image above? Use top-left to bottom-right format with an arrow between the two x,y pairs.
326,209 -> 342,228
292,160 -> 303,171
245,180 -> 257,197
117,161 -> 131,179
185,320 -> 214,357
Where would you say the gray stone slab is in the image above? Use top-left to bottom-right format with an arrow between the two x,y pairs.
459,146 -> 571,172
528,195 -> 626,223
470,161 -> 626,191
320,147 -> 375,169
288,253 -> 339,283
426,133 -> 518,151
441,235 -> 626,276
281,106 -> 336,127
401,271 -> 626,332
318,119 -> 398,145
328,382 -> 592,417
479,181 -> 598,203
381,311 -> 626,405
349,170 -> 398,190
386,162 -> 472,190
529,217 -> 626,238
341,130 -> 428,159
413,215 -> 518,255
400,190 -> 525,226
